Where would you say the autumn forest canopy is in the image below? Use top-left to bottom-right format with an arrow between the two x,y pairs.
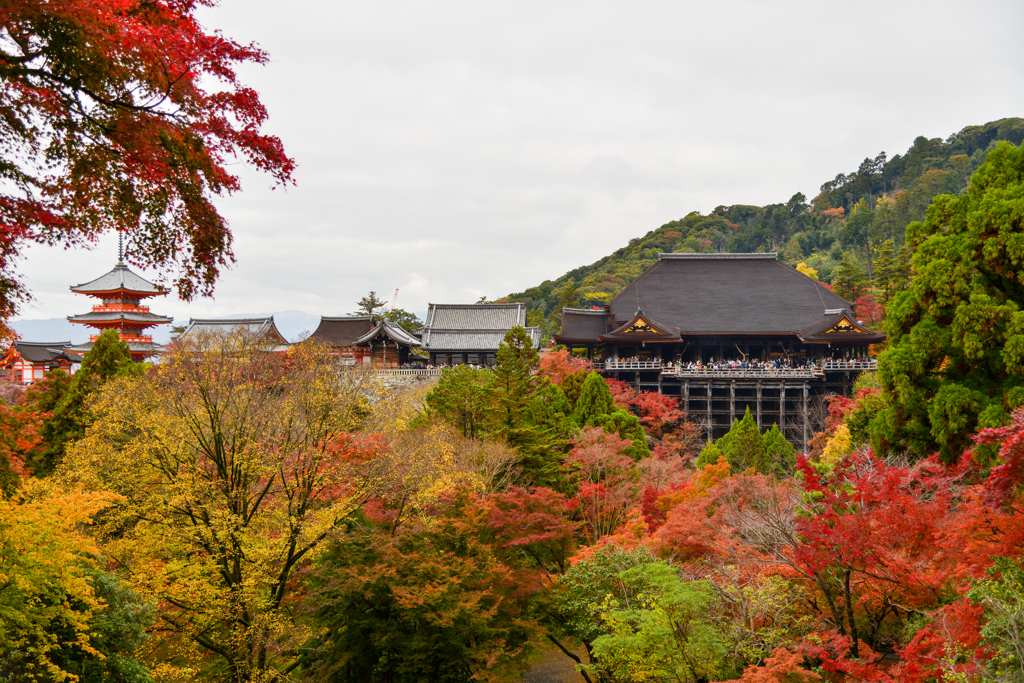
4,3 -> 1024,683
4,134 -> 1024,683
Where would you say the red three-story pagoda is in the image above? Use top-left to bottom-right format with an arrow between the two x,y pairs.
67,242 -> 172,361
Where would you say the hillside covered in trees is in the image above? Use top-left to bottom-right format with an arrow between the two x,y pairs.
509,117 -> 1024,335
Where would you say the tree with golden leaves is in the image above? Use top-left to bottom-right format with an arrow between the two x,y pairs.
62,331 -> 391,682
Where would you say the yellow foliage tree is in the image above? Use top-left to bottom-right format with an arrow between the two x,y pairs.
61,332 -> 391,682
796,262 -> 819,280
0,480 -> 118,681
820,424 -> 854,469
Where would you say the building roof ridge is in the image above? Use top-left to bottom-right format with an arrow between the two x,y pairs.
320,315 -> 376,321
188,316 -> 274,324
562,307 -> 607,315
15,340 -> 72,347
426,302 -> 524,308
658,252 -> 778,260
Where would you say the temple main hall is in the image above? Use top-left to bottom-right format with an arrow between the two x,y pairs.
555,253 -> 885,450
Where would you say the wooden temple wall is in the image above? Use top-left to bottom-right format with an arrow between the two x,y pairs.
368,344 -> 402,369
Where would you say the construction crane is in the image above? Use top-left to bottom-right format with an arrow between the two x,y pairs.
390,288 -> 399,312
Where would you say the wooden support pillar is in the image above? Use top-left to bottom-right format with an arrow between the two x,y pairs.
756,381 -> 763,430
802,383 -> 810,455
683,381 -> 690,417
779,382 -> 786,433
706,382 -> 713,440
658,372 -> 663,394
730,381 -> 736,425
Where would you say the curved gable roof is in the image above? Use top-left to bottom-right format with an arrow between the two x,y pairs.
179,317 -> 289,345
355,320 -> 421,347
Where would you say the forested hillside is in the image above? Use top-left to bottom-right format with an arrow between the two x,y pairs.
509,118 -> 1024,334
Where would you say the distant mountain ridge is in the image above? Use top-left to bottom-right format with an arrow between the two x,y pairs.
11,309 -> 431,346
507,117 -> 1024,331
11,310 -> 322,345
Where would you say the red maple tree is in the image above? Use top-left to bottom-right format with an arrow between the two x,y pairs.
0,0 -> 295,335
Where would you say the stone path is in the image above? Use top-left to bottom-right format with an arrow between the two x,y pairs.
519,644 -> 586,683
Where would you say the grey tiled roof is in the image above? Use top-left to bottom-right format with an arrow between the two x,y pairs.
421,327 -> 542,352
67,340 -> 163,355
355,320 -> 421,347
424,303 -> 527,330
68,311 -> 173,325
70,263 -> 167,296
607,253 -> 856,335
178,317 -> 289,345
556,308 -> 610,342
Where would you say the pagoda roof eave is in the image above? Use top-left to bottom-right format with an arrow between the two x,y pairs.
67,340 -> 164,355
67,312 -> 173,325
69,262 -> 167,297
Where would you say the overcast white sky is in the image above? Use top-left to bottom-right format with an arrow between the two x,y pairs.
13,0 -> 1024,328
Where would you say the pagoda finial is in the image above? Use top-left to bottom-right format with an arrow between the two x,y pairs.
117,230 -> 124,265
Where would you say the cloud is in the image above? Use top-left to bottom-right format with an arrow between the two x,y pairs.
13,0 -> 1024,325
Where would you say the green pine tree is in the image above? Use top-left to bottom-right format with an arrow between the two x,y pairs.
519,382 -> 575,490
492,325 -> 541,449
572,373 -> 648,459
760,423 -> 797,477
696,407 -> 794,475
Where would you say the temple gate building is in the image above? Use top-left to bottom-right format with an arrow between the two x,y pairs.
307,316 -> 421,367
555,253 -> 885,451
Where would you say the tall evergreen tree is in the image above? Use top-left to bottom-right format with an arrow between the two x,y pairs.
492,325 -> 541,449
832,258 -> 869,301
873,142 -> 1024,460
572,373 -> 648,460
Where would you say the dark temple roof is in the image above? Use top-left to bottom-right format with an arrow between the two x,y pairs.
556,308 -> 610,343
9,341 -> 77,364
608,253 -> 859,335
307,316 -> 377,348
70,262 -> 167,297
797,310 -> 887,344
600,309 -> 681,342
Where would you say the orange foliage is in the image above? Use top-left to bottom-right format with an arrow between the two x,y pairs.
721,647 -> 821,683
538,348 -> 592,384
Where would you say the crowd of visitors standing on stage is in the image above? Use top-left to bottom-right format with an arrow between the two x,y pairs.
610,356 -> 875,372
